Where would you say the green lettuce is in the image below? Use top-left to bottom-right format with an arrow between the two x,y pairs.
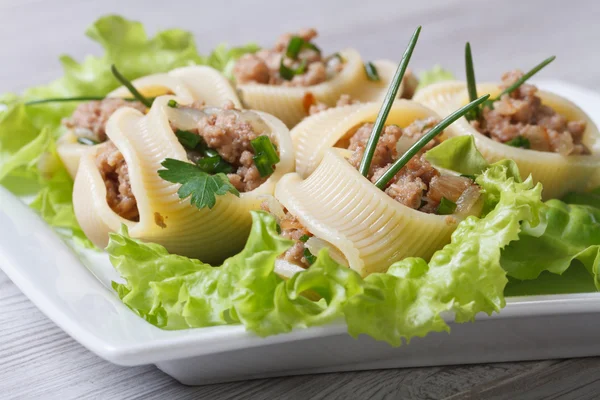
0,15 -> 258,245
416,65 -> 455,91
344,157 -> 545,345
111,211 -> 362,333
501,199 -> 600,289
111,137 -> 546,345
205,43 -> 260,81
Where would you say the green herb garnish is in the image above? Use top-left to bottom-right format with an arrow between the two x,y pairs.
251,135 -> 280,177
196,155 -> 235,174
76,137 -> 99,146
167,99 -> 179,108
286,36 -> 321,59
299,234 -> 310,242
464,42 -> 479,121
496,56 -> 556,100
364,62 -> 380,82
303,248 -> 317,265
328,53 -> 345,63
460,174 -> 476,180
110,65 -> 152,108
279,59 -> 308,81
358,26 -> 422,177
437,197 -> 457,215
158,158 -> 239,210
505,136 -> 531,149
175,130 -> 202,150
374,94 -> 490,189
25,96 -> 108,106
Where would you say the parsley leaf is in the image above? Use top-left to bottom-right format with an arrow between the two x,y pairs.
505,136 -> 531,149
158,158 -> 239,209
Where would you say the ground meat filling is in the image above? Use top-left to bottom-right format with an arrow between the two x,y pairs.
307,94 -> 358,115
233,28 -> 343,87
346,118 -> 479,213
171,102 -> 279,192
261,202 -> 313,268
96,142 -> 139,221
471,70 -> 589,155
62,98 -> 147,142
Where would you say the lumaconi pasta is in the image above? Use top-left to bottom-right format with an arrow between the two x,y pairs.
275,148 -> 459,277
292,100 -> 441,178
58,66 -> 241,178
73,96 -> 294,263
236,50 -> 401,128
415,81 -> 600,199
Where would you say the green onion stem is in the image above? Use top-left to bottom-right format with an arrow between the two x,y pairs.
358,26 -> 422,177
494,55 -> 556,100
110,65 -> 153,108
25,96 -> 108,105
464,42 -> 479,120
286,36 -> 305,59
374,94 -> 490,189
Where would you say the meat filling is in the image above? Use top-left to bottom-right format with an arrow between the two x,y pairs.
170,102 -> 279,192
233,28 -> 343,87
471,70 -> 589,155
307,94 -> 358,115
63,98 -> 147,142
96,142 -> 139,221
346,118 -> 479,213
261,202 -> 313,268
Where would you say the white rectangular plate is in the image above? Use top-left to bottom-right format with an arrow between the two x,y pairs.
2,80 -> 600,385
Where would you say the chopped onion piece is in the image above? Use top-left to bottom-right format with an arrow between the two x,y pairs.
305,237 -> 349,266
167,106 -> 271,136
73,127 -> 97,141
396,134 -> 419,156
166,107 -> 204,131
261,195 -> 286,222
455,184 -> 483,217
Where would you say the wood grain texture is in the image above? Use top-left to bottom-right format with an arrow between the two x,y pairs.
1,0 -> 600,399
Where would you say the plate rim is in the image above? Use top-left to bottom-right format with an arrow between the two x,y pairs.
2,79 -> 600,366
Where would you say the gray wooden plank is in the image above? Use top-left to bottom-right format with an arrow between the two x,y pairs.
446,358 -> 600,400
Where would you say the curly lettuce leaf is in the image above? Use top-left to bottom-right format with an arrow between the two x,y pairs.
111,211 -> 363,333
425,135 -> 489,176
343,161 -> 545,345
111,141 -> 546,346
0,15 -> 209,244
416,65 -> 455,91
26,15 -> 203,106
505,263 -> 596,296
501,199 -> 600,289
205,43 -> 260,81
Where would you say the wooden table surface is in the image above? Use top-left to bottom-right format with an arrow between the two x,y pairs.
2,0 -> 600,398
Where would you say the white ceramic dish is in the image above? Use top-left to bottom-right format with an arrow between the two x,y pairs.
2,80 -> 600,386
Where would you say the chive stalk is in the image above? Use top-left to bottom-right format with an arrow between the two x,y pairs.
464,42 -> 479,121
358,26 -> 422,177
110,65 -> 153,108
483,55 -> 557,110
374,94 -> 490,189
25,96 -> 108,106
364,62 -> 380,81
494,56 -> 556,100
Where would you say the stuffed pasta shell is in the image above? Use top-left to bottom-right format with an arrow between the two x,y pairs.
233,28 -> 406,127
414,71 -> 600,199
58,66 -> 241,178
73,96 -> 294,263
266,116 -> 482,277
291,100 -> 442,178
